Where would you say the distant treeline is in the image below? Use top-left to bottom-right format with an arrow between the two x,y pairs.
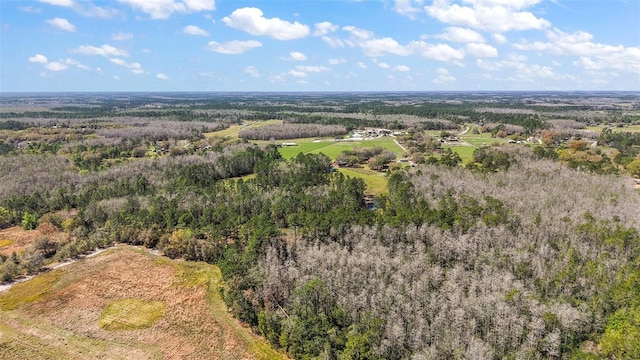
238,124 -> 347,140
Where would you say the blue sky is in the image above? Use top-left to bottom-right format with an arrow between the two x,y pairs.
1,0 -> 639,92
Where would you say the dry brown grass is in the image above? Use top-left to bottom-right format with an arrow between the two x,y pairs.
0,226 -> 48,256
0,245 -> 288,360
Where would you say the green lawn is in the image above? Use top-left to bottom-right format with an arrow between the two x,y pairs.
461,132 -> 507,147
337,167 -> 388,195
276,140 -> 339,159
442,145 -> 476,164
273,137 -> 405,160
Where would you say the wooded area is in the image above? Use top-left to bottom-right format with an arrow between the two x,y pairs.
1,92 -> 639,359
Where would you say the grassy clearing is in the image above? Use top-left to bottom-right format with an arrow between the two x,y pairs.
462,132 -> 506,147
0,245 -> 287,360
0,269 -> 64,310
99,299 -> 165,331
273,137 -> 404,160
337,167 -> 388,195
442,145 -> 476,164
276,140 -> 338,159
205,120 -> 282,140
266,136 -> 404,195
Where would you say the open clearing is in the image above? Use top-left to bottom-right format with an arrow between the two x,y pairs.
337,167 -> 388,195
204,120 -> 282,140
587,124 -> 640,133
0,226 -> 60,257
0,245 -> 287,360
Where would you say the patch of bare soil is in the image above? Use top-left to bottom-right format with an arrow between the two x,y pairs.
0,245 -> 286,360
0,226 -> 54,256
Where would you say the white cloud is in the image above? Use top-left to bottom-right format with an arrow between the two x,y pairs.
222,7 -> 309,40
75,3 -> 119,18
343,26 -> 374,41
466,43 -> 498,57
413,42 -> 466,61
289,65 -> 330,78
183,0 -> 215,11
244,66 -> 261,77
492,33 -> 507,44
378,62 -> 390,69
321,36 -> 345,48
436,27 -> 484,43
61,58 -> 89,70
329,58 -> 346,65
476,53 -> 527,71
40,0 -> 118,18
118,0 -> 215,19
109,58 -> 127,66
206,40 -> 262,54
183,25 -> 209,36
475,54 -> 566,82
357,62 -> 367,69
156,73 -> 169,80
73,44 -> 129,57
44,61 -> 68,71
39,0 -> 74,7
515,28 -> 640,72
109,58 -> 145,74
360,37 -> 413,57
288,51 -> 307,61
62,58 -> 79,65
313,21 -> 338,36
29,54 -> 48,63
393,0 -> 423,19
19,6 -> 42,13
29,54 -> 90,72
46,18 -> 76,32
425,0 -> 550,32
434,67 -> 455,83
394,65 -> 411,72
295,65 -> 329,73
289,70 -> 307,78
341,26 -> 417,57
269,74 -> 286,83
112,31 -> 133,40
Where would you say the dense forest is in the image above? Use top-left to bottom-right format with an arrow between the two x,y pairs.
1,92 -> 639,359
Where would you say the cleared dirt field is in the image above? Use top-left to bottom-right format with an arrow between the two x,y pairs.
0,245 -> 287,360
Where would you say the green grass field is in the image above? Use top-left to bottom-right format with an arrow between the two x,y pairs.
442,145 -> 476,164
274,137 -> 405,160
99,299 -> 165,330
337,167 -> 388,195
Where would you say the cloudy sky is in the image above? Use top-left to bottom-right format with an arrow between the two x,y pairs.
1,0 -> 639,92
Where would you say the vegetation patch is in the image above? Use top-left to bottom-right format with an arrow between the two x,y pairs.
337,167 -> 387,195
98,298 -> 165,331
175,261 -> 213,289
0,269 -> 64,310
0,239 -> 12,248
